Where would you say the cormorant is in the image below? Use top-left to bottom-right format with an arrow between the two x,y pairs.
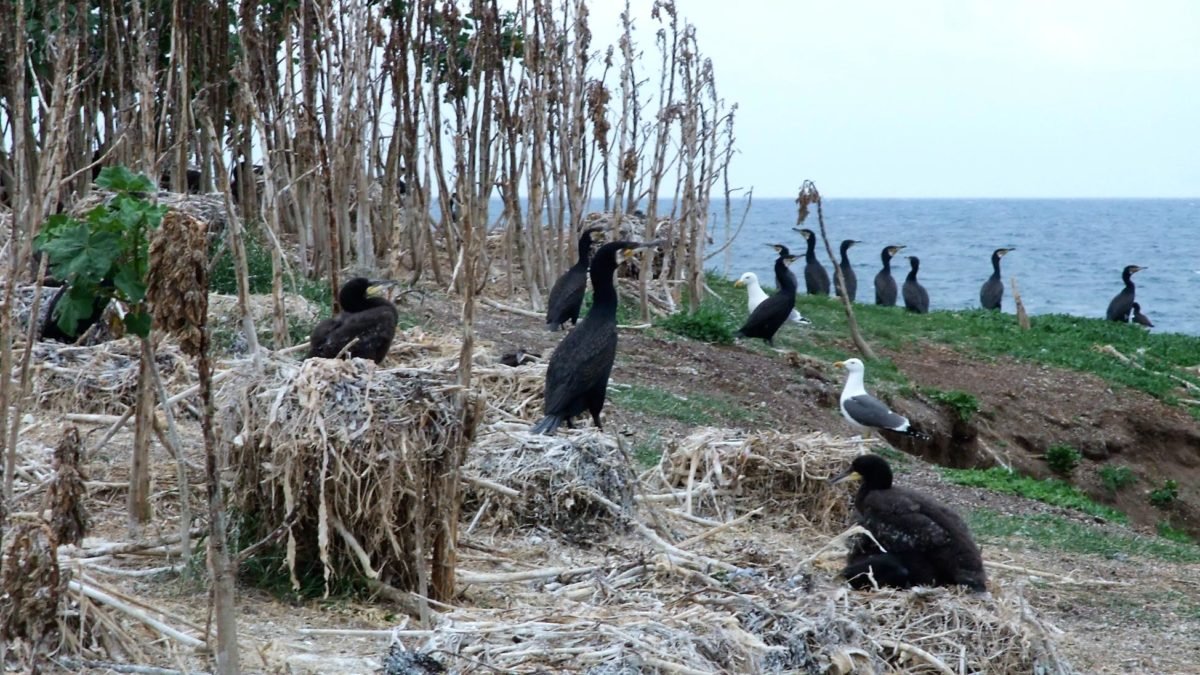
532,240 -> 653,435
735,254 -> 800,346
765,244 -> 800,291
545,226 -> 605,331
1105,265 -> 1146,322
41,280 -> 113,343
902,256 -> 929,314
834,358 -> 928,439
835,239 -> 862,302
792,228 -> 830,296
1131,302 -> 1154,328
979,247 -> 1015,311
306,277 -> 399,364
873,245 -> 905,306
831,453 -> 987,593
735,272 -> 809,325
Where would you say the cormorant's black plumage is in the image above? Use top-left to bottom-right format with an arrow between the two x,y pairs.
1106,265 -> 1145,322
532,241 -> 649,435
794,228 -> 830,296
902,256 -> 929,314
832,454 -> 987,592
766,244 -> 799,291
41,279 -> 113,343
1131,302 -> 1154,328
546,226 -> 605,331
979,247 -> 1014,310
836,239 -> 861,302
873,245 -> 904,306
736,253 -> 799,346
307,277 -> 398,364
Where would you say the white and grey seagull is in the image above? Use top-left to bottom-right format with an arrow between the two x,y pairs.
834,358 -> 928,439
735,272 -> 810,325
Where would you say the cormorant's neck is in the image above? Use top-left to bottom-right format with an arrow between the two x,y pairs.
991,254 -> 1003,279
906,264 -> 919,281
775,257 -> 797,294
344,295 -> 392,313
880,252 -> 892,271
575,236 -> 594,267
1123,270 -> 1136,289
861,469 -> 893,492
840,244 -> 852,266
805,236 -> 818,262
588,256 -> 621,318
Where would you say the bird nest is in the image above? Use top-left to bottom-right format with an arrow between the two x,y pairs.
462,429 -> 636,543
218,355 -> 480,596
71,190 -> 228,233
647,427 -> 862,530
28,337 -> 192,414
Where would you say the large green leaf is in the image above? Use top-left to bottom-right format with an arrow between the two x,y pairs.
96,165 -> 155,194
52,283 -> 104,337
37,222 -> 121,282
124,309 -> 152,337
114,265 -> 147,304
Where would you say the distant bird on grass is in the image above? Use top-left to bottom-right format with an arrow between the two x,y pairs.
836,239 -> 862,302
830,453 -> 987,593
307,277 -> 398,364
735,253 -> 800,347
532,240 -> 656,435
979,247 -> 1015,310
874,245 -> 905,306
792,228 -> 831,296
1131,302 -> 1154,328
546,226 -> 605,331
902,256 -> 930,314
735,272 -> 808,325
1106,265 -> 1146,322
834,358 -> 928,440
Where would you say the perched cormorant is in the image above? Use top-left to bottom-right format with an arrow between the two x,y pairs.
546,226 -> 606,331
792,228 -> 830,296
835,239 -> 862,302
834,358 -> 928,439
873,245 -> 905,306
735,254 -> 800,346
306,277 -> 399,364
902,256 -> 929,314
1105,265 -> 1146,322
532,240 -> 653,435
41,280 -> 113,343
1131,302 -> 1154,328
765,244 -> 800,291
831,453 -> 987,593
979,247 -> 1015,311
735,272 -> 809,325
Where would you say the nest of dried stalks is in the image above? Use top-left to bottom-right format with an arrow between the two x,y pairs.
29,337 -> 192,414
71,190 -> 227,233
218,355 -> 480,595
146,210 -> 208,355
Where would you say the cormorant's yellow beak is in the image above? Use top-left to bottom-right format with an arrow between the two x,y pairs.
365,280 -> 397,298
621,248 -> 638,261
829,468 -> 861,484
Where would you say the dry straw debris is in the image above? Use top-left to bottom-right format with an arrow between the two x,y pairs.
146,210 -> 208,355
28,338 -> 192,414
44,425 -> 89,547
0,523 -> 66,667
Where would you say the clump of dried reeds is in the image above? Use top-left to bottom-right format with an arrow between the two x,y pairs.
44,425 -> 89,546
28,338 -> 192,414
71,191 -> 227,234
0,523 -> 66,668
146,210 -> 208,355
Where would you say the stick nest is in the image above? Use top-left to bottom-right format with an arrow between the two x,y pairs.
71,190 -> 228,233
29,337 -> 193,414
219,355 -> 480,594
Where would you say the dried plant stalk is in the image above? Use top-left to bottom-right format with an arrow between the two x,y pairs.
44,425 -> 89,547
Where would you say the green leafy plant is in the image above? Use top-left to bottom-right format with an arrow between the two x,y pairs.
1099,465 -> 1136,494
1157,521 -> 1193,544
35,166 -> 167,337
1045,444 -> 1082,477
940,466 -> 1125,522
1149,480 -> 1180,508
658,303 -> 736,344
923,388 -> 980,423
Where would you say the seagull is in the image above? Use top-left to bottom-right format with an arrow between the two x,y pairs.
734,272 -> 810,325
834,358 -> 928,439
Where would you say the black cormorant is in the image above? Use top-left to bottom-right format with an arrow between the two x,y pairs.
736,272 -> 809,325
831,453 -> 987,592
979,247 -> 1014,311
835,239 -> 862,302
1105,265 -> 1146,322
735,253 -> 800,346
41,280 -> 113,343
532,240 -> 653,435
873,245 -> 905,306
765,244 -> 800,291
306,277 -> 399,364
1131,302 -> 1154,328
902,256 -> 929,314
792,228 -> 830,296
546,226 -> 606,331
834,358 -> 928,439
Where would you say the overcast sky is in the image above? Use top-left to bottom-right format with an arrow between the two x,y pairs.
589,0 -> 1200,198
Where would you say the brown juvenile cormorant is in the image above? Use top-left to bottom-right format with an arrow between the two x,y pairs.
1105,265 -> 1146,322
531,240 -> 654,435
873,245 -> 905,306
1131,302 -> 1154,328
41,279 -> 113,343
835,239 -> 862,302
979,247 -> 1015,311
306,277 -> 398,364
831,453 -> 987,592
792,228 -> 830,296
902,256 -> 929,314
545,226 -> 605,331
736,253 -> 800,346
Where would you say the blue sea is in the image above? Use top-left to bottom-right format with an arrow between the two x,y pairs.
706,199 -> 1200,336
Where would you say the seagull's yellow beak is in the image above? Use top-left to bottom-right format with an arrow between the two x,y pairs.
734,279 -> 745,287
829,468 -> 861,484
833,360 -> 846,369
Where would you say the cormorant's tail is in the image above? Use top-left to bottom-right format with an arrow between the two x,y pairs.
530,415 -> 561,435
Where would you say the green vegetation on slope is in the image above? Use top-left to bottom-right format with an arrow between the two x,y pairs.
941,467 -> 1126,522
968,509 -> 1200,563
610,383 -> 759,425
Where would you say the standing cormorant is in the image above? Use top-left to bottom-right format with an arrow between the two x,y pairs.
307,277 -> 399,364
979,247 -> 1015,310
735,272 -> 808,324
834,358 -> 927,439
835,239 -> 862,302
873,245 -> 905,306
1131,302 -> 1154,328
1105,265 -> 1146,322
532,240 -> 654,435
902,256 -> 929,314
831,454 -> 987,592
545,226 -> 605,331
792,228 -> 830,296
735,254 -> 800,346
41,280 -> 113,343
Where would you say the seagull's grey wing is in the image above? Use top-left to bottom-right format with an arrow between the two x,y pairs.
843,394 -> 909,430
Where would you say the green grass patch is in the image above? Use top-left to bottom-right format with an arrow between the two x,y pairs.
1098,465 -> 1137,494
921,388 -> 980,422
967,509 -> 1200,563
940,466 -> 1126,523
1157,521 -> 1194,544
657,301 -> 738,344
632,433 -> 665,468
1149,479 -> 1180,508
610,383 -> 757,425
1045,443 -> 1082,477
